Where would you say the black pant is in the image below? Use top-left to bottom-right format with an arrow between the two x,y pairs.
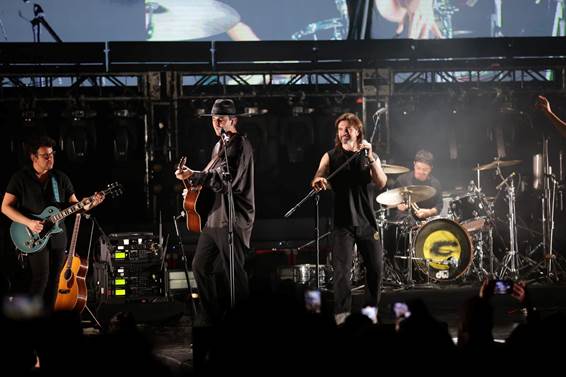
192,226 -> 250,325
27,244 -> 66,311
332,225 -> 383,314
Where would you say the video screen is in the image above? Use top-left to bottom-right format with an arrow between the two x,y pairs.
0,0 -> 562,42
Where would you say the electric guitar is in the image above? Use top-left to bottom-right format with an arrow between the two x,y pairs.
54,213 -> 87,312
178,156 -> 215,233
10,182 -> 123,254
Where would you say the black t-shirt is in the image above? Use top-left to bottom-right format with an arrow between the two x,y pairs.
327,147 -> 377,230
394,171 -> 443,213
5,165 -> 75,249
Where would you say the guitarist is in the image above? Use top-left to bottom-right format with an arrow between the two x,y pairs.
1,136 -> 105,311
175,99 -> 255,326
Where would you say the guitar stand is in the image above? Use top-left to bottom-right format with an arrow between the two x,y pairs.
82,215 -> 103,329
83,304 -> 103,329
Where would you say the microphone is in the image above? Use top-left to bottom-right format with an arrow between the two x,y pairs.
374,106 -> 387,117
362,139 -> 371,158
175,212 -> 185,221
496,172 -> 516,190
220,128 -> 230,143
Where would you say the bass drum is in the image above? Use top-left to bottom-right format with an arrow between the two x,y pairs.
412,218 -> 473,282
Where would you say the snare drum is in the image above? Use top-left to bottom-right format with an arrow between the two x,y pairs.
277,264 -> 327,287
412,218 -> 473,281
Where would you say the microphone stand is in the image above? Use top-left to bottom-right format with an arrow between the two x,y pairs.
220,131 -> 237,307
172,214 -> 197,316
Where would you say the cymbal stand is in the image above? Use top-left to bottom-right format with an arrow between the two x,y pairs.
377,208 -> 404,288
497,166 -> 520,279
404,193 -> 415,286
468,179 -> 496,280
496,167 -> 538,279
529,139 -> 566,280
542,138 -> 566,280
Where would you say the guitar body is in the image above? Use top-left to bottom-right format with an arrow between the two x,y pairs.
9,206 -> 61,254
183,185 -> 215,233
54,256 -> 88,313
10,183 -> 123,254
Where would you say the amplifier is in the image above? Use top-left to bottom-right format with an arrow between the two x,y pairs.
110,264 -> 163,301
96,232 -> 165,303
100,232 -> 161,264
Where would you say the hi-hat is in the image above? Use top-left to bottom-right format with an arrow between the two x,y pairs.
382,163 -> 410,174
473,159 -> 522,171
376,185 -> 436,206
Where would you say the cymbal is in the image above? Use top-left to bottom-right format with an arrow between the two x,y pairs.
473,159 -> 522,171
146,0 -> 241,41
382,163 -> 409,174
376,185 -> 436,206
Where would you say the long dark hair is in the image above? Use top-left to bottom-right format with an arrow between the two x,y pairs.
334,112 -> 364,147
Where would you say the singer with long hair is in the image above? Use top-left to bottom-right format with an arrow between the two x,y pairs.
311,112 -> 387,325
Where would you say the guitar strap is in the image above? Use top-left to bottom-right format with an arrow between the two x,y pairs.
203,142 -> 223,172
51,176 -> 61,203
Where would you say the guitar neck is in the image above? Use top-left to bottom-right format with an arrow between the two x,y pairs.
49,201 -> 86,223
49,186 -> 112,223
67,214 -> 81,263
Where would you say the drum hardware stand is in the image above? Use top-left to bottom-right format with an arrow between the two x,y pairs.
496,166 -> 519,279
404,194 -> 416,286
464,177 -> 496,281
466,231 -> 491,281
528,140 -> 566,281
377,208 -> 404,288
400,194 -> 436,288
496,167 -> 536,279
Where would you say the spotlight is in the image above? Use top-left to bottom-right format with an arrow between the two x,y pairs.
60,104 -> 97,163
243,106 -> 268,116
112,108 -> 140,162
291,106 -> 314,117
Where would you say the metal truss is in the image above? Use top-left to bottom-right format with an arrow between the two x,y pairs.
391,67 -> 561,95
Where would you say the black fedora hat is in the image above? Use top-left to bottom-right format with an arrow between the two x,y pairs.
205,99 -> 242,116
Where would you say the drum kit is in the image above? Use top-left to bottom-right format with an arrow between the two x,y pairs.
375,158 -> 528,287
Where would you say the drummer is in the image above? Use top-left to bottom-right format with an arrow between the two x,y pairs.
393,149 -> 443,221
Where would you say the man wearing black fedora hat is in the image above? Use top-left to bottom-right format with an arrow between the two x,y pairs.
175,98 -> 255,326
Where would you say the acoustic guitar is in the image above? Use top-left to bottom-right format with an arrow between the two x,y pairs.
10,182 -> 123,254
54,213 -> 87,312
178,156 -> 215,233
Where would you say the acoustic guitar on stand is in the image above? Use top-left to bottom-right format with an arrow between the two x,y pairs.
54,213 -> 87,312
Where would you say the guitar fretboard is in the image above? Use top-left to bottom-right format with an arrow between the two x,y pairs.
49,201 -> 86,223
46,184 -> 119,224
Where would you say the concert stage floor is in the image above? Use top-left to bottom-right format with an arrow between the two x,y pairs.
132,281 -> 566,375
